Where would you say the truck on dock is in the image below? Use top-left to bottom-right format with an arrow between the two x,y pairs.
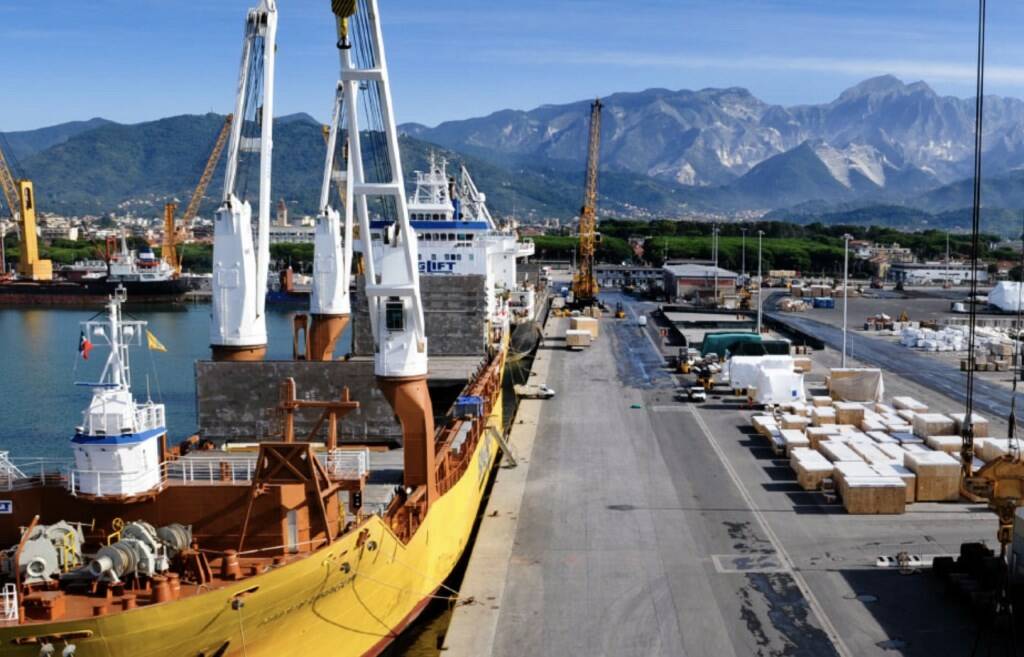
515,383 -> 556,399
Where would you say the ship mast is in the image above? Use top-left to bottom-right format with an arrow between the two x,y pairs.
332,0 -> 436,503
210,0 -> 277,362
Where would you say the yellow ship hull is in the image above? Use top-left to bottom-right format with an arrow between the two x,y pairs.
4,379 -> 505,657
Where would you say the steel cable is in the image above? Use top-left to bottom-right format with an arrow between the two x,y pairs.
962,0 -> 986,472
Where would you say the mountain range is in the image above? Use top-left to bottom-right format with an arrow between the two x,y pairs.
5,75 -> 1024,235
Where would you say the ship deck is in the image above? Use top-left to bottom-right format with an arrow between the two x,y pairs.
444,290 -> 1001,657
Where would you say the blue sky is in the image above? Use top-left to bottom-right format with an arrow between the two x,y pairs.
5,0 -> 1024,131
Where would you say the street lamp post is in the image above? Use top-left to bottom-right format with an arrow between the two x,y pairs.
757,230 -> 764,333
712,225 -> 719,306
842,233 -> 853,367
740,227 -> 747,281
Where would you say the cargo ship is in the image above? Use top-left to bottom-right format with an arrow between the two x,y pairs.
0,236 -> 194,305
0,1 -> 523,655
0,285 -> 506,656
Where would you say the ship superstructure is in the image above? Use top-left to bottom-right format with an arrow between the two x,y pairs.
70,287 -> 167,498
359,153 -> 537,332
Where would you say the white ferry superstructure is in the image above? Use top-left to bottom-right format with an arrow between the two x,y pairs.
358,154 -> 536,331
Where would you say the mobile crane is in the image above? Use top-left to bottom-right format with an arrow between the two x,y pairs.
162,114 -> 233,275
0,140 -> 52,281
571,99 -> 602,308
209,0 -> 276,362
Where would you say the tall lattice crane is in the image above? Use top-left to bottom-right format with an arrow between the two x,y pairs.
572,98 -> 602,306
163,114 -> 233,275
0,141 -> 52,281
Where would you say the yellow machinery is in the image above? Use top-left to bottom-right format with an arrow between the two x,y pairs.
571,99 -> 602,306
162,114 -> 234,275
0,141 -> 52,280
614,301 -> 625,318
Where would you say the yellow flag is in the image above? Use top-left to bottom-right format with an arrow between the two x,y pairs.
146,330 -> 167,353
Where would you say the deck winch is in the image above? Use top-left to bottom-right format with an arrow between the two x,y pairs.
89,522 -> 191,582
0,521 -> 84,585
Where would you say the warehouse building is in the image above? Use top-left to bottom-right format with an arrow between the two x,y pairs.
663,262 -> 738,301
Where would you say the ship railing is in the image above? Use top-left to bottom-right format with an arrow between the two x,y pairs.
322,448 -> 370,481
0,457 -> 69,491
67,464 -> 163,497
134,405 -> 165,432
164,456 -> 257,486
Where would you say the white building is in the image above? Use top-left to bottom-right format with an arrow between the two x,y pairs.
269,224 -> 315,244
889,262 -> 988,286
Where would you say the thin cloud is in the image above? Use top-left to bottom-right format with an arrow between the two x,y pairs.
491,48 -> 1024,88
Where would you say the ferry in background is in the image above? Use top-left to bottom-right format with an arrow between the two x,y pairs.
0,234 -> 194,305
362,153 -> 539,341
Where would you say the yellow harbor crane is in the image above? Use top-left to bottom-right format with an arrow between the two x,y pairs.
571,98 -> 602,306
163,114 -> 234,275
0,139 -> 52,281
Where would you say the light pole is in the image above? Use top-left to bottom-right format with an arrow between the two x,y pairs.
757,230 -> 764,333
0,223 -> 6,275
842,233 -> 853,367
712,225 -> 720,306
740,227 -> 747,281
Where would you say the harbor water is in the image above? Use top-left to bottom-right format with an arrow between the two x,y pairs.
0,304 -> 350,459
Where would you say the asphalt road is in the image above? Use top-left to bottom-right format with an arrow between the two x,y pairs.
766,304 -> 1021,426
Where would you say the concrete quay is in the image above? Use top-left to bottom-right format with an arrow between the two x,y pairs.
442,292 -> 995,657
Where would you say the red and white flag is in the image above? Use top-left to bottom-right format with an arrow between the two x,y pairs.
79,330 -> 93,360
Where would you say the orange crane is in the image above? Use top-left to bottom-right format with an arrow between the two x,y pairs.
571,98 -> 602,306
0,139 -> 52,280
163,114 -> 234,274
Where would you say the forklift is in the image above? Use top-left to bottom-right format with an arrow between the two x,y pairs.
614,301 -> 626,319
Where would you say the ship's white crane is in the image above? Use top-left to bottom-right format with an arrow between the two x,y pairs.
308,76 -> 354,361
332,0 -> 436,502
210,0 -> 277,362
457,165 -> 496,229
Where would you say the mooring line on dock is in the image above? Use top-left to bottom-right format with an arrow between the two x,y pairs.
688,404 -> 853,657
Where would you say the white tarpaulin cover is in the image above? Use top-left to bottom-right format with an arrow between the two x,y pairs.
727,356 -> 793,390
751,366 -> 806,405
828,368 -> 884,402
989,282 -> 1024,313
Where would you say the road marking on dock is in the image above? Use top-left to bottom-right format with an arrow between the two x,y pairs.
689,404 -> 853,657
650,405 -> 688,412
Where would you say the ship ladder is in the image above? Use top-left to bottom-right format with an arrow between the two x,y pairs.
2,582 -> 18,622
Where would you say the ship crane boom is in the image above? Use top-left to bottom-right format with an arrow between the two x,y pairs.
209,0 -> 277,362
332,0 -> 436,504
307,82 -> 355,360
